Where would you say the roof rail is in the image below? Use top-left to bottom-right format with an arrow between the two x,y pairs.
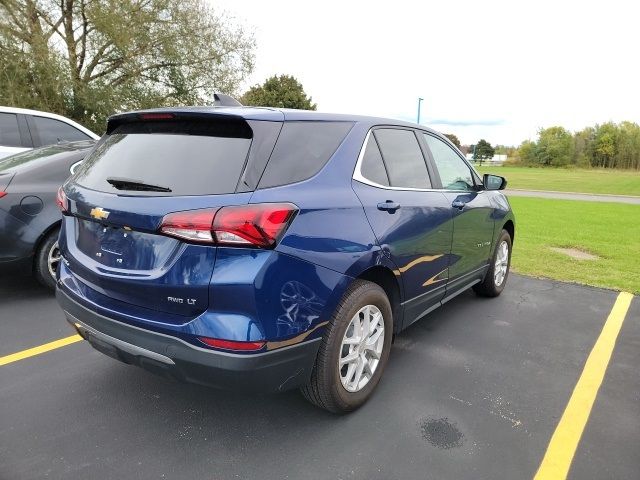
213,93 -> 243,107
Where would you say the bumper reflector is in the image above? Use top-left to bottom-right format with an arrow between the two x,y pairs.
198,337 -> 266,352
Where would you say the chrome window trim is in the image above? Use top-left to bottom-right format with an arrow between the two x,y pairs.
352,128 -> 479,194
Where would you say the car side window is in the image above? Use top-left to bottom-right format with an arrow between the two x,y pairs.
258,121 -> 353,189
423,133 -> 475,191
0,113 -> 22,147
373,129 -> 431,189
359,134 -> 390,186
32,116 -> 91,146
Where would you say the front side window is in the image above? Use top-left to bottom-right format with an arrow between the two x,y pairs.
373,129 -> 431,189
423,134 -> 475,191
0,113 -> 22,147
32,116 -> 91,146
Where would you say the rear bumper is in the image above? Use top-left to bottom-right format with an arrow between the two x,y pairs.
57,288 -> 321,392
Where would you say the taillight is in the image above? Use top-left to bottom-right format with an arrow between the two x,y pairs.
56,187 -> 68,213
198,336 -> 266,352
159,203 -> 297,248
160,208 -> 218,243
0,191 -> 6,199
213,204 -> 297,247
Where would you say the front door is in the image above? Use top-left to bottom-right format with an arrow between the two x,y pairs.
421,133 -> 495,291
352,128 -> 453,327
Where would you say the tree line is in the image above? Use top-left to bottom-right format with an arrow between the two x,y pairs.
0,1 -> 317,134
0,0 -> 255,133
516,122 -> 640,170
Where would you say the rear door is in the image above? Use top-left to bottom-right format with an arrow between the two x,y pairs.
421,133 -> 495,291
352,127 -> 452,327
28,115 -> 92,147
0,112 -> 31,159
61,113 -> 282,319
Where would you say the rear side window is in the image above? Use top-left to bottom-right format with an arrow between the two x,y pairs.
374,129 -> 431,189
32,116 -> 91,146
75,121 -> 252,196
258,121 -> 353,188
0,113 -> 22,147
359,134 -> 390,186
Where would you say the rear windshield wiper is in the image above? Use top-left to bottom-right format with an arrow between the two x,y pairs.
106,177 -> 172,192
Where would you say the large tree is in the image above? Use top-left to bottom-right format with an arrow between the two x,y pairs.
473,139 -> 495,165
240,74 -> 316,110
536,126 -> 574,166
0,0 -> 255,132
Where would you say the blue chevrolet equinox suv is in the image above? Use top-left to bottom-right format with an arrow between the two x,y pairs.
55,107 -> 515,413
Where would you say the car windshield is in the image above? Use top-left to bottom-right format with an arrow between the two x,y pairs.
0,141 -> 94,173
0,145 -> 68,172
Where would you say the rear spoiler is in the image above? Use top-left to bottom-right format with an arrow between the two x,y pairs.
106,93 -> 245,135
105,110 -> 252,138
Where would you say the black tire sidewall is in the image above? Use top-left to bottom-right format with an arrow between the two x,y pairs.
34,228 -> 59,290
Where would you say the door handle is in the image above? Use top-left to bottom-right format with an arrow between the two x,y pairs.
377,201 -> 401,213
452,200 -> 466,210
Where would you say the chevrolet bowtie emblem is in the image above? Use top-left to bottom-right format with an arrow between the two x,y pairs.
90,207 -> 110,220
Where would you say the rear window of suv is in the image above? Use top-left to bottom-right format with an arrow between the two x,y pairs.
74,121 -> 252,196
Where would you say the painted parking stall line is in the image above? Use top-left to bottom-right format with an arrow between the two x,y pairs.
0,334 -> 82,366
534,292 -> 634,480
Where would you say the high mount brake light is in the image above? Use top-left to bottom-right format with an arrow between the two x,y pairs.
56,187 -> 68,213
138,112 -> 175,120
159,203 -> 297,248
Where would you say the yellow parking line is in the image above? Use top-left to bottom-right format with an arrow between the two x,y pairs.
0,334 -> 83,366
534,291 -> 634,480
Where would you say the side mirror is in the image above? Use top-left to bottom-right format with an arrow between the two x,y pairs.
483,174 -> 507,191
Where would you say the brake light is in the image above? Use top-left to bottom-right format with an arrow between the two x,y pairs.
0,191 -> 6,199
213,204 -> 297,247
198,337 -> 266,351
56,187 -> 68,213
159,203 -> 297,248
139,112 -> 175,120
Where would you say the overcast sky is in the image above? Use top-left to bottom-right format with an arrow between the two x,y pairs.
213,0 -> 639,146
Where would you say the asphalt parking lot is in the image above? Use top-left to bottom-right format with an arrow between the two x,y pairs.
1,274 -> 638,480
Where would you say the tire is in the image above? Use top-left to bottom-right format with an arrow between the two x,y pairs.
300,280 -> 393,413
473,229 -> 512,297
34,228 -> 60,290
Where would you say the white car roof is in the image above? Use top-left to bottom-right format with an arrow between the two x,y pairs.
0,106 -> 100,139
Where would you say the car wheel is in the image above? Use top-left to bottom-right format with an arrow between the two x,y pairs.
300,280 -> 393,413
473,229 -> 512,297
34,228 -> 60,290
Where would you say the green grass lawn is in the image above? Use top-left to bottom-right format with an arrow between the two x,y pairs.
476,165 -> 640,196
507,197 -> 640,294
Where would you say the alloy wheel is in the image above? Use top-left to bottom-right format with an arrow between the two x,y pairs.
47,241 -> 61,280
338,304 -> 385,393
494,240 -> 509,287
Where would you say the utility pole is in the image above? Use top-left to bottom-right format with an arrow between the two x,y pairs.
416,97 -> 423,124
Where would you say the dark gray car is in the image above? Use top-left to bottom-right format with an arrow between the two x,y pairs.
0,140 -> 95,289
